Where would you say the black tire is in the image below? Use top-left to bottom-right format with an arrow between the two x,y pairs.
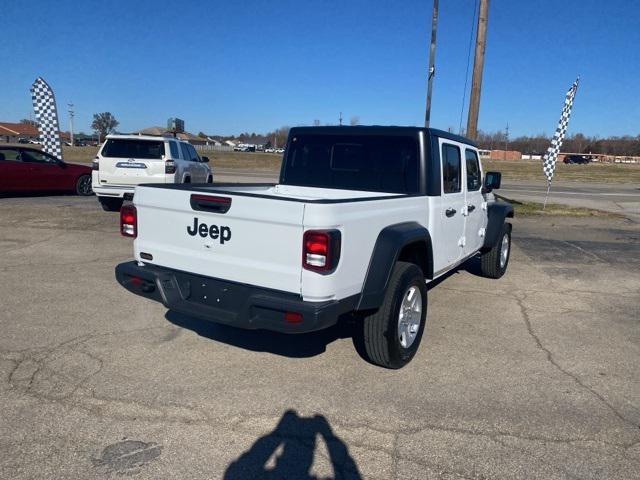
207,175 -> 213,183
98,197 -> 124,212
184,176 -> 191,183
359,262 -> 427,369
480,223 -> 512,279
75,174 -> 93,196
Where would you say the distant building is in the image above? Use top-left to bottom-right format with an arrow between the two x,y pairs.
0,121 -> 69,144
488,149 -> 522,161
132,126 -> 207,145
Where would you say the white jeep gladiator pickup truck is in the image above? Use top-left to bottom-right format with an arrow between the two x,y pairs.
115,126 -> 513,368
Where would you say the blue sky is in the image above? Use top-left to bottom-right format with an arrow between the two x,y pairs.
2,0 -> 638,137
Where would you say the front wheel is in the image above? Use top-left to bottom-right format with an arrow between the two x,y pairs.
359,262 -> 427,369
206,175 -> 213,183
480,223 -> 512,279
76,174 -> 93,196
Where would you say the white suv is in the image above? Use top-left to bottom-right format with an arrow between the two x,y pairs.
92,135 -> 213,211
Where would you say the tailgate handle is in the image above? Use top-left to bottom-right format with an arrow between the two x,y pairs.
190,194 -> 232,214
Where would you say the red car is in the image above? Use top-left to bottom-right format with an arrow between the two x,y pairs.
0,146 -> 93,196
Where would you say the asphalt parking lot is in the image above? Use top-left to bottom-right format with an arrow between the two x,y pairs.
1,194 -> 639,479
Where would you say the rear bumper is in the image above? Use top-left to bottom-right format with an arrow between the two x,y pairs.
115,261 -> 357,333
92,184 -> 135,198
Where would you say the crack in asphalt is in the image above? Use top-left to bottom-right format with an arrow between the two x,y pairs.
514,290 -> 639,431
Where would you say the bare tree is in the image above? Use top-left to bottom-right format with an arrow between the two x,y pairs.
313,119 -> 321,126
20,118 -> 37,127
349,116 -> 360,126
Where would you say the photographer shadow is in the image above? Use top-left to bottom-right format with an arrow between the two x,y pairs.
224,410 -> 362,480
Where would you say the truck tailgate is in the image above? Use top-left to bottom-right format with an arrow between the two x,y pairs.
133,186 -> 305,294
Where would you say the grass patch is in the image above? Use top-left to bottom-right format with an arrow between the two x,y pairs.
496,195 -> 621,218
12,144 -> 640,183
484,159 -> 640,184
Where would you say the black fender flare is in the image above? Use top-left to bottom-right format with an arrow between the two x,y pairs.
356,222 -> 433,311
483,202 -> 514,249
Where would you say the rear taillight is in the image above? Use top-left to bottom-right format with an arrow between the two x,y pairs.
91,157 -> 99,170
303,230 -> 341,272
120,205 -> 137,237
165,160 -> 176,174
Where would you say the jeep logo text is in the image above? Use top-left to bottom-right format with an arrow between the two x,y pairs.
187,218 -> 232,244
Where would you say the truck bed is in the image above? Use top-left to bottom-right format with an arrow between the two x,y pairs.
142,182 -> 408,203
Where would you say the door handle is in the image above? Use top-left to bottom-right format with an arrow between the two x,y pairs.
445,208 -> 456,217
467,204 -> 476,212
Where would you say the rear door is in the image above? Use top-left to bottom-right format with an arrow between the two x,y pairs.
97,138 -> 165,185
438,140 -> 466,266
134,187 -> 306,294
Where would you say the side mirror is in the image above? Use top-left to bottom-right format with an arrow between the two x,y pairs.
483,171 -> 502,192
201,156 -> 210,163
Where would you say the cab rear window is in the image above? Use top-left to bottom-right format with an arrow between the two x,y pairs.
101,139 -> 165,159
282,134 -> 419,193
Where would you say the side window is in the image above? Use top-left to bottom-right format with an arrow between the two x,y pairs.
187,144 -> 200,162
169,141 -> 179,159
0,149 -> 20,161
441,143 -> 461,194
179,143 -> 190,161
465,149 -> 481,191
20,150 -> 56,163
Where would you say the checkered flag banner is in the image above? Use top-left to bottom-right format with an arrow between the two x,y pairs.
542,77 -> 580,185
30,77 -> 63,160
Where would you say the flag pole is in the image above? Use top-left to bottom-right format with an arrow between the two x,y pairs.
543,182 -> 551,210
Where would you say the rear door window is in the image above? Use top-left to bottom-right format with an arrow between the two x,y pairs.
169,141 -> 179,159
441,144 -> 461,194
101,139 -> 165,159
0,148 -> 20,161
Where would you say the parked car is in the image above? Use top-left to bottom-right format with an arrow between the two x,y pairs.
18,138 -> 29,144
0,145 -> 93,195
92,135 -> 213,211
28,139 -> 41,145
265,148 -> 275,153
115,126 -> 513,369
563,154 -> 591,164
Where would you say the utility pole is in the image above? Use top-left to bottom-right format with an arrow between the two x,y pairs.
424,0 -> 439,128
339,112 -> 343,126
67,103 -> 74,146
504,123 -> 509,160
466,0 -> 489,140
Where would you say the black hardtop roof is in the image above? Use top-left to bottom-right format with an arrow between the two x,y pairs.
288,125 -> 477,147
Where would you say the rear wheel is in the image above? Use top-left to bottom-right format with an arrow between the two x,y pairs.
207,175 -> 213,183
98,197 -> 123,212
480,223 -> 511,279
359,262 -> 427,369
75,174 -> 93,196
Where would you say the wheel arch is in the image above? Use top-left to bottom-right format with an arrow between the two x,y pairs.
482,202 -> 514,250
356,222 -> 433,311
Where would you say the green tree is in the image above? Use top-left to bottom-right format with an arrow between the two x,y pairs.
91,112 -> 119,138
